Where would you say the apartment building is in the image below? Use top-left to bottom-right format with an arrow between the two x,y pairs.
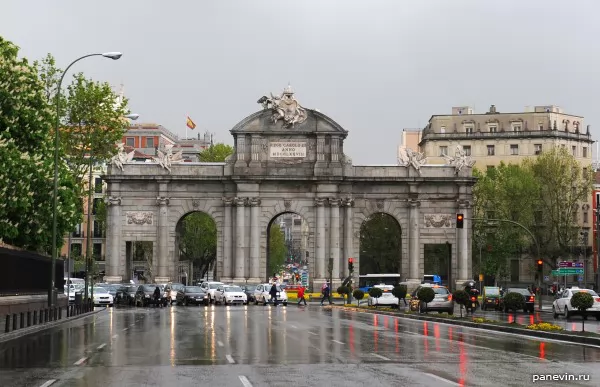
418,104 -> 595,286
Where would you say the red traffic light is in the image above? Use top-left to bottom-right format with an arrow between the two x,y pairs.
537,260 -> 543,265
457,214 -> 464,221
348,258 -> 354,263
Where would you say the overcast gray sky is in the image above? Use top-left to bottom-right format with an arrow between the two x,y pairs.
2,0 -> 599,164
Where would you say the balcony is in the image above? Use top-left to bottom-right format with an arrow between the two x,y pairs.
421,129 -> 593,143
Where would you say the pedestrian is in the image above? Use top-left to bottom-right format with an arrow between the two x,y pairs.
153,286 -> 161,307
320,283 -> 330,306
269,283 -> 279,306
297,286 -> 307,306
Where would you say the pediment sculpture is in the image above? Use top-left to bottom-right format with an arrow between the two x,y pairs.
110,142 -> 135,171
398,147 -> 427,175
257,85 -> 308,128
154,144 -> 183,172
443,145 -> 476,174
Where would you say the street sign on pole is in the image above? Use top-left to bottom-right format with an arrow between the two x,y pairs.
578,275 -> 584,282
543,275 -> 550,282
557,268 -> 584,275
559,261 -> 584,268
551,270 -> 560,276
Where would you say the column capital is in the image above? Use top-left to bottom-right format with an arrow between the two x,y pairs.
156,196 -> 170,206
249,197 -> 261,207
342,197 -> 354,207
406,198 -> 421,208
222,197 -> 234,206
314,197 -> 326,206
457,199 -> 471,208
233,197 -> 247,207
329,198 -> 341,207
107,196 -> 121,206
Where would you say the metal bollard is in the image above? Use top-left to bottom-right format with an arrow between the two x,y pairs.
54,308 -> 58,320
39,309 -> 43,324
27,311 -> 31,327
33,311 -> 37,325
44,309 -> 48,323
5,315 -> 9,333
12,314 -> 17,330
58,307 -> 62,320
19,313 -> 24,329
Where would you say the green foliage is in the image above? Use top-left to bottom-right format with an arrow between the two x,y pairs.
368,287 -> 383,298
0,37 -> 81,252
268,224 -> 286,276
198,143 -> 234,162
452,289 -> 470,306
417,287 -> 435,304
392,285 -> 407,299
503,292 -> 525,312
359,213 -> 401,274
178,212 -> 217,280
337,286 -> 350,295
353,289 -> 365,301
570,292 -> 594,311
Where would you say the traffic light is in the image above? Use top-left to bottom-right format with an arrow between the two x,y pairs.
536,259 -> 543,272
456,213 -> 464,229
348,257 -> 354,273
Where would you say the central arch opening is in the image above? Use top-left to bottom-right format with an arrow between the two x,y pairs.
266,212 -> 309,284
359,212 -> 402,280
175,211 -> 217,285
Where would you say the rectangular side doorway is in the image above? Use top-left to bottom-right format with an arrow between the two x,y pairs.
424,243 -> 451,289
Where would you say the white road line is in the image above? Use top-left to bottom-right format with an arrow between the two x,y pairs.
122,327 -> 129,331
226,354 -> 235,364
290,325 -> 297,328
112,334 -> 119,339
332,340 -> 345,344
217,341 -> 224,347
73,357 -> 87,366
308,331 -> 318,335
97,343 -> 106,350
238,375 -> 253,387
39,380 -> 56,387
371,353 -> 390,361
423,373 -> 460,386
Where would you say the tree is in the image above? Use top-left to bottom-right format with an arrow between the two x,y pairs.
359,213 -> 401,274
503,292 -> 525,322
570,292 -> 594,331
198,143 -> 234,162
178,212 -> 217,281
268,224 -> 287,277
524,147 -> 594,264
368,287 -> 383,306
0,37 -> 81,252
352,289 -> 365,306
337,286 -> 350,304
392,284 -> 407,307
452,289 -> 470,318
133,241 -> 154,282
417,287 -> 435,313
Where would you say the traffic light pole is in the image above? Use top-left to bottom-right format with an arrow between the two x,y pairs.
466,217 -> 542,311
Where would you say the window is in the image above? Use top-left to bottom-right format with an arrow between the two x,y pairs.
573,212 -> 578,222
510,144 -> 519,155
293,219 -> 301,226
439,146 -> 448,156
583,147 -> 588,158
534,144 -> 542,155
72,224 -> 82,238
70,243 -> 82,258
538,123 -> 544,131
146,137 -> 155,148
93,198 -> 102,215
464,125 -> 474,134
584,212 -> 589,223
93,221 -> 103,238
512,124 -> 522,132
125,137 -> 134,147
572,146 -> 577,156
463,145 -> 471,156
510,260 -> 519,282
486,165 -> 495,172
488,125 -> 498,133
487,145 -> 495,155
93,243 -> 103,260
94,177 -> 103,193
440,126 -> 446,133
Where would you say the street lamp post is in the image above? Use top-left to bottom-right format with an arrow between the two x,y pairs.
49,52 -> 122,308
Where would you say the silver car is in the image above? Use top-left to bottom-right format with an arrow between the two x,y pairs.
413,284 -> 454,314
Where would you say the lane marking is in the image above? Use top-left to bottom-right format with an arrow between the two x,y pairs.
332,340 -> 345,344
73,357 -> 87,366
290,325 -> 297,328
371,353 -> 390,360
226,354 -> 235,364
423,373 -> 460,386
217,341 -> 224,347
97,343 -> 106,350
308,331 -> 318,336
122,327 -> 129,331
238,375 -> 253,387
112,334 -> 119,339
39,380 -> 56,387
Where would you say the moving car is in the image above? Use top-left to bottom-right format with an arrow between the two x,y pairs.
254,283 -> 288,306
500,288 -> 535,313
214,285 -> 248,305
552,287 -> 600,320
115,285 -> 137,306
367,292 -> 399,307
92,286 -> 114,307
135,284 -> 168,307
410,284 -> 454,314
176,286 -> 208,306
200,281 -> 225,304
482,286 -> 501,311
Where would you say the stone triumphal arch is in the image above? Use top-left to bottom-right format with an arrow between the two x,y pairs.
104,86 -> 476,290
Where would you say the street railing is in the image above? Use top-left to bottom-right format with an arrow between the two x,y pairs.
2,300 -> 95,335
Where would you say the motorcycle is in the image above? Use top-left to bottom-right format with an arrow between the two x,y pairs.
463,280 -> 480,313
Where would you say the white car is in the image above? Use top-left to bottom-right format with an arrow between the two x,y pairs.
552,287 -> 600,320
214,285 -> 248,305
254,283 -> 288,306
200,281 -> 225,304
92,286 -> 114,307
368,292 -> 399,307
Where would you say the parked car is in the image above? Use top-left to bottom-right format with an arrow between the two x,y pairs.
92,286 -> 114,307
500,288 -> 535,313
165,283 -> 185,305
200,281 -> 225,304
176,286 -> 208,306
552,287 -> 600,320
214,285 -> 248,305
115,285 -> 137,306
481,286 -> 501,311
135,284 -> 167,307
235,284 -> 257,302
254,283 -> 288,306
410,284 -> 454,314
367,292 -> 399,307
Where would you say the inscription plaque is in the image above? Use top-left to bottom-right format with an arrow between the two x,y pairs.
269,142 -> 306,158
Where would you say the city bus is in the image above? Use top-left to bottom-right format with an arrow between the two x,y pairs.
358,274 -> 401,292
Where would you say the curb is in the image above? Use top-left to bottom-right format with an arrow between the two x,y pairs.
0,308 -> 105,344
331,306 -> 600,347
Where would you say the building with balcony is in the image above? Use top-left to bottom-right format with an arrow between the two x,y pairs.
419,104 -> 595,286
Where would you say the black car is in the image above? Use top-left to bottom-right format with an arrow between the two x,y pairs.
135,284 -> 168,307
500,288 -> 535,313
115,285 -> 137,306
176,286 -> 208,306
236,284 -> 257,302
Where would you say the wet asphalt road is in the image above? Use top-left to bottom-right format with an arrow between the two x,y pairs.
1,305 -> 599,387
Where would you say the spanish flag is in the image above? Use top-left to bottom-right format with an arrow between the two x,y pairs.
186,116 -> 196,130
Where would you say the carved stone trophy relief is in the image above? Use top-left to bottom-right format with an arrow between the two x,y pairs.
423,214 -> 453,228
126,211 -> 154,225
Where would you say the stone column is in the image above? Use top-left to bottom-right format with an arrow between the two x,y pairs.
457,200 -> 470,283
249,197 -> 261,282
407,199 -> 421,281
156,196 -> 170,280
329,198 -> 341,279
233,197 -> 246,282
343,198 -> 354,276
315,198 -> 326,279
106,196 -> 121,279
222,197 -> 233,281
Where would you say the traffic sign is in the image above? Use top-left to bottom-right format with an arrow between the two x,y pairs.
551,270 -> 560,276
543,275 -> 550,282
558,268 -> 584,275
559,261 -> 584,268
301,271 -> 309,287
578,276 -> 584,282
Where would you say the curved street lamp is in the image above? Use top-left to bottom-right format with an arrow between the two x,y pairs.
50,52 -> 122,308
